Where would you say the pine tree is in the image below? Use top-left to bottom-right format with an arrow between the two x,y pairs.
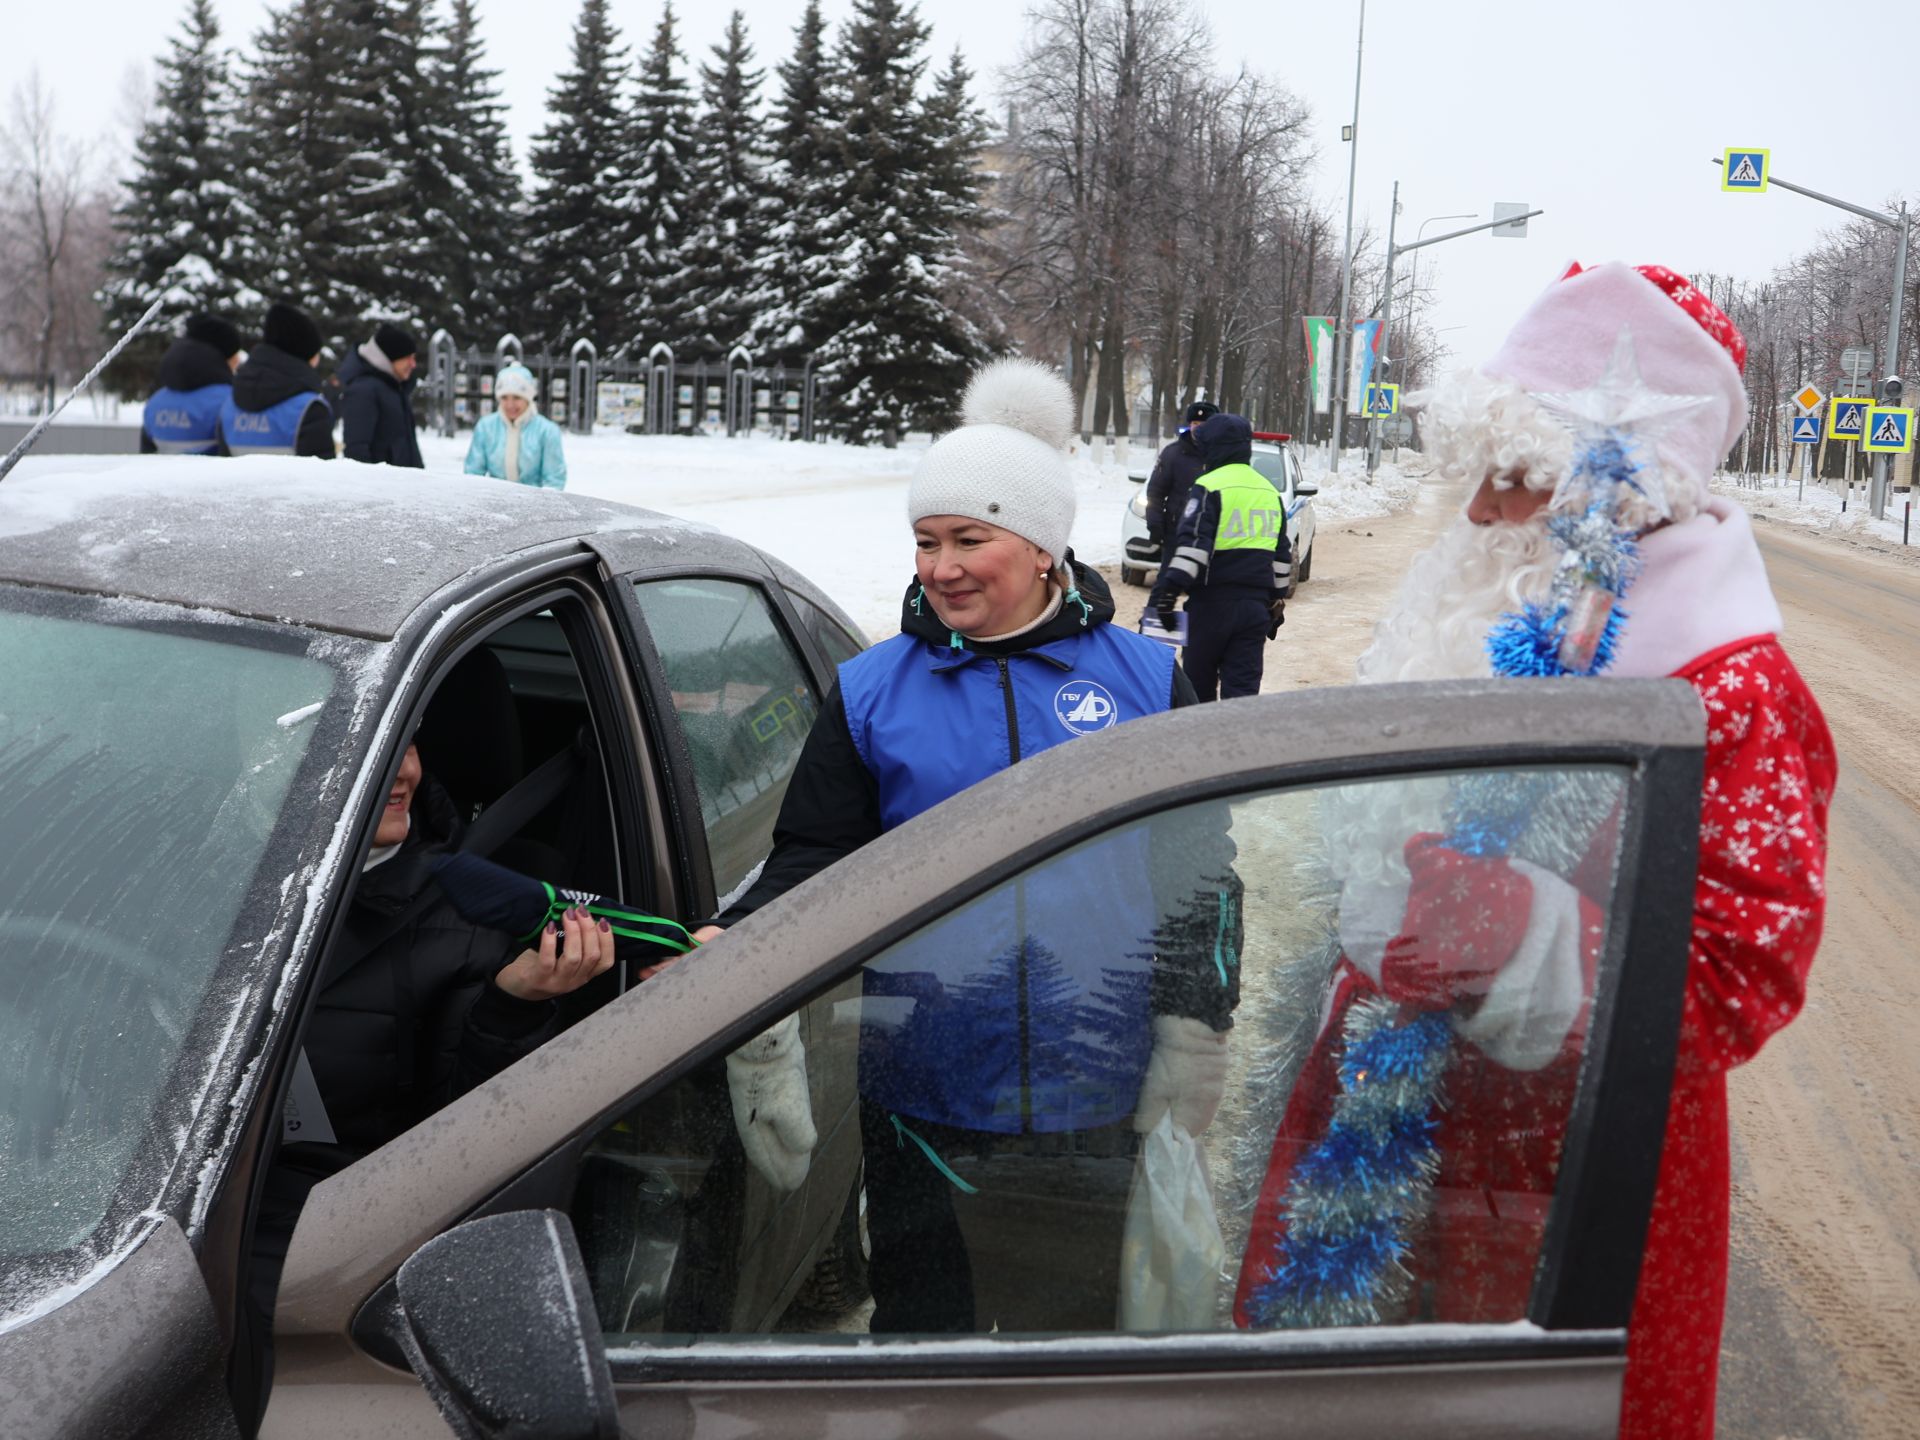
919,49 -> 1004,385
626,4 -> 698,348
806,0 -> 989,442
749,0 -> 836,360
680,12 -> 767,356
227,0 -> 352,343
100,0 -> 250,389
526,0 -> 634,350
432,0 -> 523,342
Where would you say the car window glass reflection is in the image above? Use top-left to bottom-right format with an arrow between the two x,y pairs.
633,579 -> 820,900
575,766 -> 1624,1345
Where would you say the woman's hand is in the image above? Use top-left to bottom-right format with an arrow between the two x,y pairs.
495,908 -> 614,1000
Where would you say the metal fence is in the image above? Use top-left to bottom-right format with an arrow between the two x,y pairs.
420,333 -> 819,442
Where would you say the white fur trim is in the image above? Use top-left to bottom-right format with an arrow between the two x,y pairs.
1450,859 -> 1589,1071
495,364 -> 537,401
1608,497 -> 1782,677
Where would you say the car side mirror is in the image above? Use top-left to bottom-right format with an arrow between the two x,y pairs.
393,1209 -> 618,1440
1128,470 -> 1149,484
1293,482 -> 1319,498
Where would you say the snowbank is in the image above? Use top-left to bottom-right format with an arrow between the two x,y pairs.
1713,472 -> 1918,550
418,429 -> 1149,640
1298,450 -> 1427,524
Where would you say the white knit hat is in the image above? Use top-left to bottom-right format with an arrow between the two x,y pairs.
907,359 -> 1076,563
495,363 -> 537,401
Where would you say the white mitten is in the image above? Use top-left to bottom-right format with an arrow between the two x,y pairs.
726,1013 -> 817,1191
1133,1015 -> 1230,1136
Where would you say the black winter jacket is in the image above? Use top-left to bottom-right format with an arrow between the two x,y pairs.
338,349 -> 425,468
227,343 -> 335,459
1143,430 -> 1207,552
295,775 -> 555,1164
717,561 -> 1239,1031
139,337 -> 233,454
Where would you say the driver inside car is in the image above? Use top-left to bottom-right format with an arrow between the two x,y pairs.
235,740 -> 616,1432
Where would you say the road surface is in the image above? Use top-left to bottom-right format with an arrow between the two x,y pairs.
1103,481 -> 1920,1437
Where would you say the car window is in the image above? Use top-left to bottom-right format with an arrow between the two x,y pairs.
1249,449 -> 1286,488
0,603 -> 334,1261
631,578 -> 820,900
572,763 -> 1626,1346
787,591 -> 864,671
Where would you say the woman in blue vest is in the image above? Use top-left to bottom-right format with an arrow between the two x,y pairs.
692,359 -> 1241,1335
463,363 -> 568,488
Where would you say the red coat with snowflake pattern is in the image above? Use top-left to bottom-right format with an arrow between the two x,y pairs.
1232,635 -> 1834,1440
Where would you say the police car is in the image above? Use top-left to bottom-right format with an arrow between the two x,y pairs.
1122,431 -> 1317,590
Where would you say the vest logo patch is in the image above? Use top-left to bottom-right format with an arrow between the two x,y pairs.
1055,680 -> 1118,735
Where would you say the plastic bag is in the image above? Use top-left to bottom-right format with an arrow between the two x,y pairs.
1118,1113 -> 1226,1330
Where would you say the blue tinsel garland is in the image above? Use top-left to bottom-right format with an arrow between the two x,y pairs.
1245,420 -> 1653,1330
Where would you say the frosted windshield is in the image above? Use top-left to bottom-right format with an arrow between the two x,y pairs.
0,605 -> 335,1260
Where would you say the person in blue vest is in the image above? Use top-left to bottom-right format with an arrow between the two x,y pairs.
140,314 -> 242,454
338,323 -> 424,468
463,363 -> 568,488
687,359 -> 1242,1335
220,302 -> 334,459
1148,412 -> 1292,701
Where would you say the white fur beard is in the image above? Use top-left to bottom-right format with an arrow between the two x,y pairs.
1356,514 -> 1561,684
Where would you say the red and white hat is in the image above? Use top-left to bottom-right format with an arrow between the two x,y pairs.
1481,261 -> 1749,497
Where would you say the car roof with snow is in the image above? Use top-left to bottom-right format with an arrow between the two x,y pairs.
0,456 -> 763,640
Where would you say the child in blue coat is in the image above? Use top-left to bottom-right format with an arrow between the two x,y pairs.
464,363 -> 568,489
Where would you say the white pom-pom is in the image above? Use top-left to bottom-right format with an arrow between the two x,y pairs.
960,358 -> 1074,450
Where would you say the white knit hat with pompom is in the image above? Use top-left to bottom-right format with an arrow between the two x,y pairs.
907,358 -> 1076,563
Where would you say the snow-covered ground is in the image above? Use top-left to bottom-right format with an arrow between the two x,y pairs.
419,429 -> 1429,639
1713,470 -> 1920,549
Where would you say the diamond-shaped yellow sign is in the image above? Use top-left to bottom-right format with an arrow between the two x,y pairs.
1794,384 -> 1824,413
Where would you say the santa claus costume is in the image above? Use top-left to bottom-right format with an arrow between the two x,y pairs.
1230,262 -> 1835,1440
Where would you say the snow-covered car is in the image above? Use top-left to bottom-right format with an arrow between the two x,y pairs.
1121,432 -> 1318,590
1,456 -> 1706,1440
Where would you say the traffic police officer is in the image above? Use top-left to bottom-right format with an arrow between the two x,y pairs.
140,314 -> 241,454
1144,399 -> 1219,571
1148,412 -> 1291,700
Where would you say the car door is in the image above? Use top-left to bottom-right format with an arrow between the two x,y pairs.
259,677 -> 1699,1439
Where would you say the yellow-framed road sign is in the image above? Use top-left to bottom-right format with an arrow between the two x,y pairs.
1365,383 -> 1399,416
1722,148 -> 1769,191
1827,396 -> 1871,442
1861,406 -> 1914,454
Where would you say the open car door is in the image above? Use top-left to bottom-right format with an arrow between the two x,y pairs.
264,677 -> 1701,1440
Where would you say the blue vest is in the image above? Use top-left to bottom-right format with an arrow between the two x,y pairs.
220,392 -> 329,457
841,621 -> 1176,1133
144,385 -> 230,454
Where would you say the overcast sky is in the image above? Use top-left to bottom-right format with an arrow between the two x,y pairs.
12,0 -> 1919,370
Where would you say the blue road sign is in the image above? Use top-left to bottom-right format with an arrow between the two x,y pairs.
1827,398 -> 1870,442
1862,406 -> 1913,454
1365,383 -> 1399,416
1791,415 -> 1821,444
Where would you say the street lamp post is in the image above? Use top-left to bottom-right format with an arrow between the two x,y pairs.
1365,202 -> 1544,473
1713,158 -> 1910,519
1327,0 -> 1367,477
1366,209 -> 1472,471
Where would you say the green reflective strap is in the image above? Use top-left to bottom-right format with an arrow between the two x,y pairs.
891,1114 -> 979,1194
516,879 -> 694,954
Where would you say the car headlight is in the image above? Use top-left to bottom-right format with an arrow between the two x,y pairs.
1128,492 -> 1148,518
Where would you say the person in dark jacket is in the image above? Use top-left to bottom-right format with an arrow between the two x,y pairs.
1142,399 -> 1219,571
338,322 -> 424,467
140,314 -> 242,454
1149,412 -> 1293,701
688,359 -> 1242,1336
236,740 -> 611,1431
221,302 -> 334,459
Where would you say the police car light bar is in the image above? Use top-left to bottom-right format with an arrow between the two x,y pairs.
1250,431 -> 1293,443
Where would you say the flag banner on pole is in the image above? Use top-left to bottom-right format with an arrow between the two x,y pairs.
1304,317 -> 1334,415
1346,320 -> 1383,416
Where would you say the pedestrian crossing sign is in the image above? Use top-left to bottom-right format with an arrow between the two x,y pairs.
1790,415 -> 1820,444
1827,397 -> 1871,441
1861,406 -> 1914,454
1366,383 -> 1399,415
1721,148 -> 1769,192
